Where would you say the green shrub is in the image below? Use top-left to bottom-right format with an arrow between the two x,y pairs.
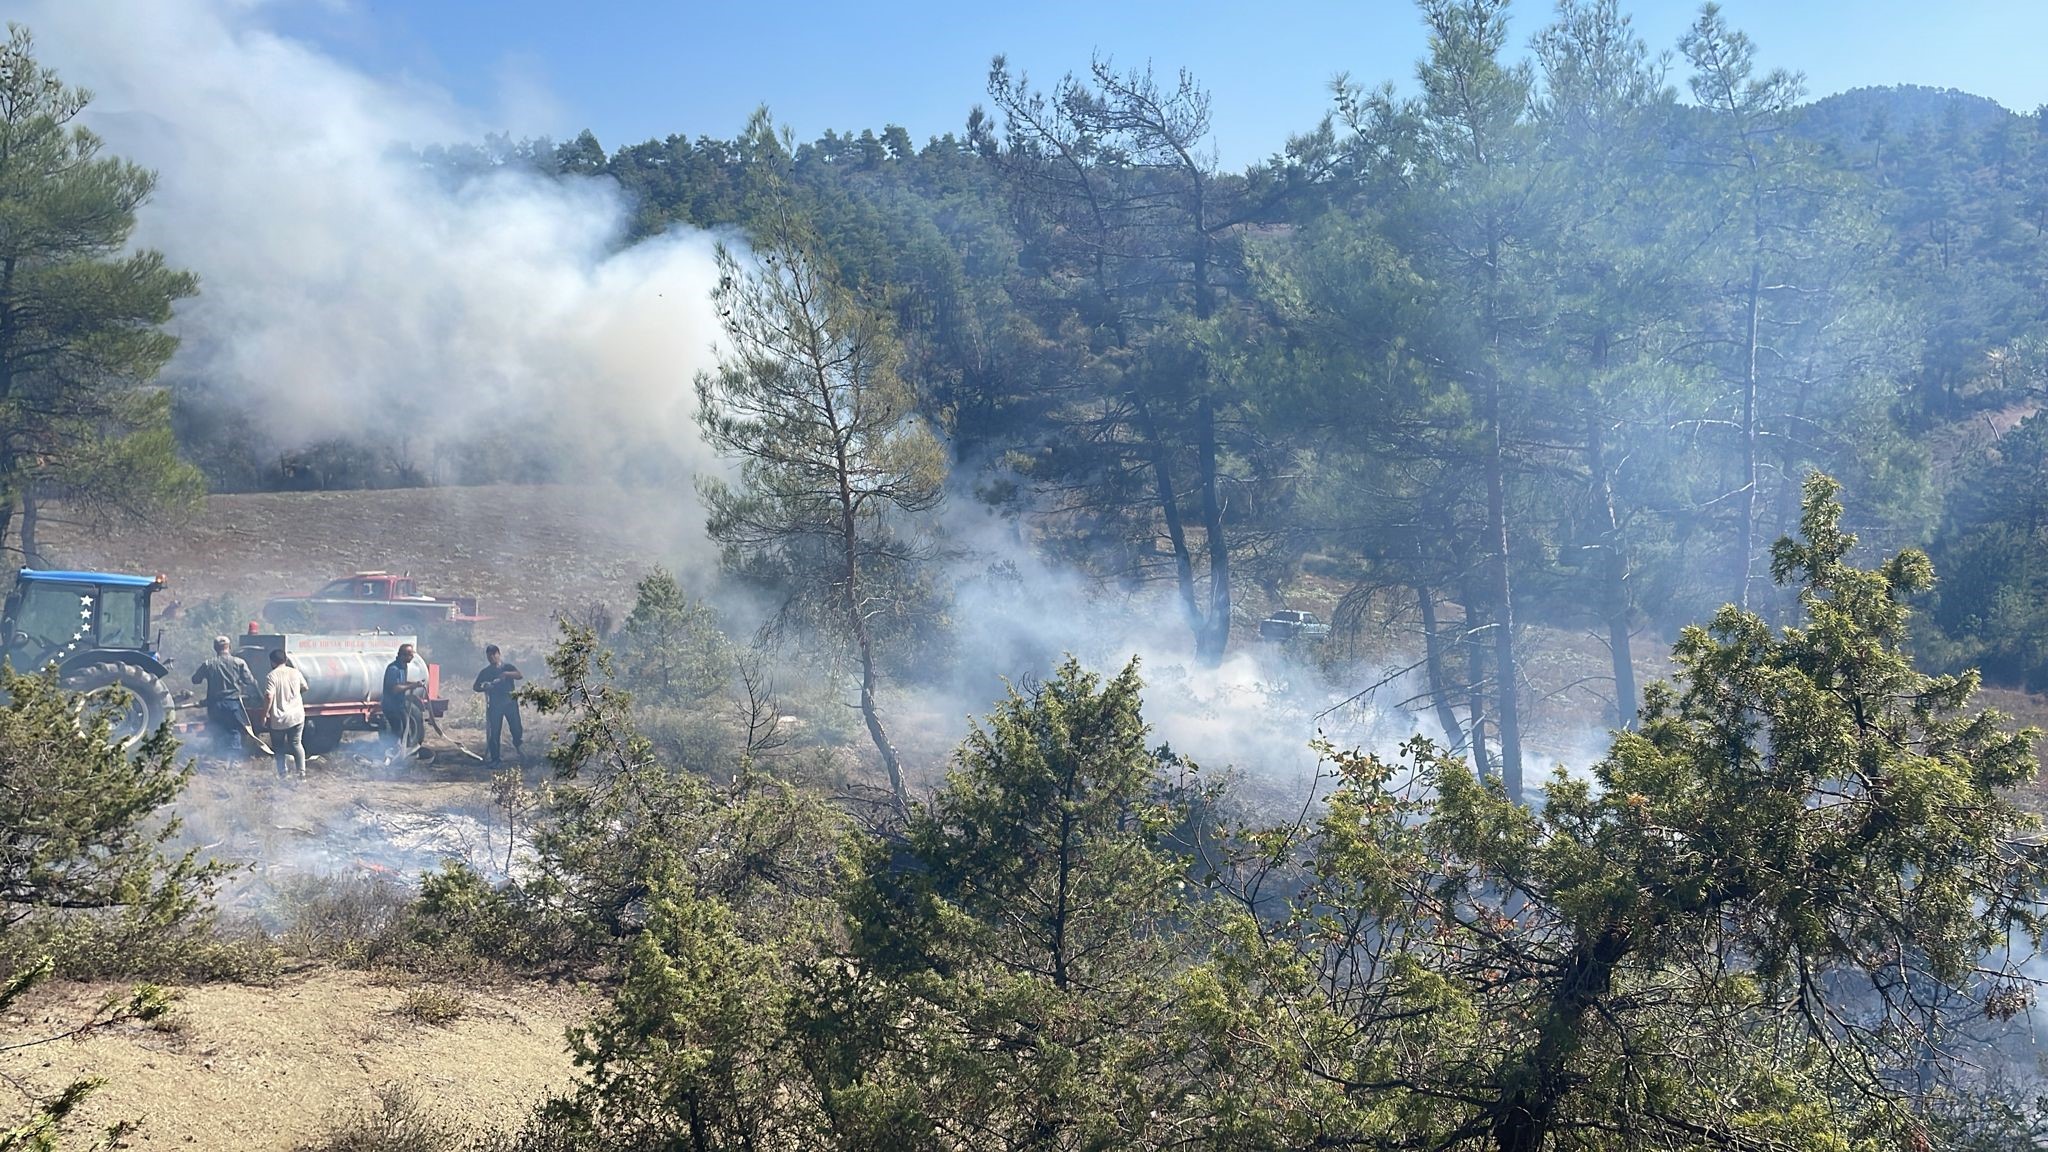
611,569 -> 733,708
0,665 -> 226,954
632,704 -> 737,778
3,915 -> 279,984
400,862 -> 577,976
395,985 -> 468,1027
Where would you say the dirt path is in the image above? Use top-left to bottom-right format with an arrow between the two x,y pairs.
0,970 -> 589,1149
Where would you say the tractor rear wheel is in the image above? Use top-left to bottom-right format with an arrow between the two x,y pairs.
63,662 -> 173,749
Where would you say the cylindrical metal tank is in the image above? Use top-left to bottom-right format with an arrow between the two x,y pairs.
239,631 -> 407,705
285,651 -> 391,707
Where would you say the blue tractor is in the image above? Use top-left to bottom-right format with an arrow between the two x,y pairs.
1,568 -> 174,745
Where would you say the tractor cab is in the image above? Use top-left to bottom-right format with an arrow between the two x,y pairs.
3,569 -> 165,674
2,569 -> 174,747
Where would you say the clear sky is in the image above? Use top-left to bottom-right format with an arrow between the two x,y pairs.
273,0 -> 2048,168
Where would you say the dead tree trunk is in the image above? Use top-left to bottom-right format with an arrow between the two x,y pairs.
1417,585 -> 1468,750
1587,415 -> 1637,730
1485,375 -> 1524,802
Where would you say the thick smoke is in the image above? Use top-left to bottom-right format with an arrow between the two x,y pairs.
932,497 -> 1460,804
23,1 -> 1591,800
22,0 -> 726,495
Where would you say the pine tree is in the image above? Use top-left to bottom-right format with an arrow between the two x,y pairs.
695,196 -> 947,819
830,658 -> 1212,1148
613,567 -> 734,707
1216,473 -> 2048,1151
986,57 -> 1259,664
0,26 -> 202,566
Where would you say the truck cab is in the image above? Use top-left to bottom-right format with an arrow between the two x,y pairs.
263,571 -> 482,645
315,572 -> 424,602
2,569 -> 174,744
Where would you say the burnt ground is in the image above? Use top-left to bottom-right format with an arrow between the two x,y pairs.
179,742 -> 534,899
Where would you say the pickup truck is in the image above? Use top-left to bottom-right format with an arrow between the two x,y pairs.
263,571 -> 483,641
1258,609 -> 1332,643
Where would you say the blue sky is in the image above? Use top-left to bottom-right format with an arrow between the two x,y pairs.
276,0 -> 2048,168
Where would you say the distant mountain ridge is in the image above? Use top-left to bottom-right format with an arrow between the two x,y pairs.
1798,83 -> 2017,148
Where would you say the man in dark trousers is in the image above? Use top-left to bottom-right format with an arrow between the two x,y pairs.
472,644 -> 524,766
190,636 -> 258,751
381,641 -> 426,762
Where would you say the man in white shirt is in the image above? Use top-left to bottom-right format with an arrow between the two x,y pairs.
261,649 -> 311,780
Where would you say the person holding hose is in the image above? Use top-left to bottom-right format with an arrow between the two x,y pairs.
381,641 -> 426,762
472,644 -> 524,766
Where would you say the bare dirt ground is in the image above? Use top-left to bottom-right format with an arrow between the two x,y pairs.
0,970 -> 589,1150
42,483 -> 708,660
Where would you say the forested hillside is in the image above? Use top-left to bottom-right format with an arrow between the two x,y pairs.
167,0 -> 2048,781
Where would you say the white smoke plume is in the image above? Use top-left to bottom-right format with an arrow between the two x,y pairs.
19,0 -> 726,492
931,497 -> 1456,805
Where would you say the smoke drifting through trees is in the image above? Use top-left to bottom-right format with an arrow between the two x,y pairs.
1,0 -> 1407,791
9,5 -> 2048,1143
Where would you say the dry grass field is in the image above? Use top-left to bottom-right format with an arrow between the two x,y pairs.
41,484 -> 710,661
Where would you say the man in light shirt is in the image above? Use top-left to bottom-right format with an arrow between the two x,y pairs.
262,649 -> 311,780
